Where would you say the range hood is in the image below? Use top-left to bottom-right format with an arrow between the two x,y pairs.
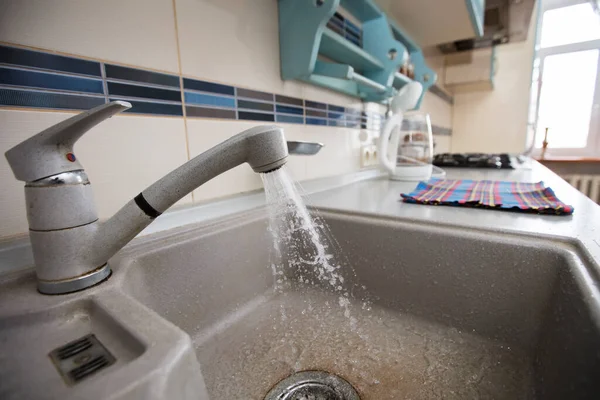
438,0 -> 536,54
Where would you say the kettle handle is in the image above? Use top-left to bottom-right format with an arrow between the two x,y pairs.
378,112 -> 403,174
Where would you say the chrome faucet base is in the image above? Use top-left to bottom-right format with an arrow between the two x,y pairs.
37,264 -> 111,295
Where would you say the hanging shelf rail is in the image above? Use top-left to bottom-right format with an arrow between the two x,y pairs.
278,0 -> 436,106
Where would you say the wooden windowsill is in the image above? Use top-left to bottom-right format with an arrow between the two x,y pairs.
536,156 -> 600,163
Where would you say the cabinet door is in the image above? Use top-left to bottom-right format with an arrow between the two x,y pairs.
374,0 -> 485,46
444,47 -> 495,93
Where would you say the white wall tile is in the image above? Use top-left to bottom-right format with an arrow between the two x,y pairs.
187,119 -> 269,203
0,110 -> 190,237
302,85 -> 361,109
186,118 -> 364,203
451,6 -> 537,153
187,119 -> 319,203
434,135 -> 452,154
176,0 -> 304,97
0,0 -> 458,241
420,91 -> 452,129
424,53 -> 447,89
303,126 -> 363,180
0,0 -> 179,73
77,114 -> 191,217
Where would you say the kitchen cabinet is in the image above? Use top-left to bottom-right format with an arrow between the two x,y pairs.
278,0 -> 436,105
444,47 -> 496,93
374,0 -> 485,47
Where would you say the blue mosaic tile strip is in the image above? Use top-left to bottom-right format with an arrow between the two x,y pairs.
237,88 -> 273,102
0,67 -> 103,94
238,111 -> 275,122
328,111 -> 344,120
305,100 -> 327,110
346,120 -> 360,128
0,44 -> 404,131
112,99 -> 183,116
1,88 -> 104,110
237,99 -> 273,112
0,45 -> 101,76
183,78 -> 234,96
186,105 -> 235,119
306,117 -> 328,126
276,114 -> 303,124
185,91 -> 235,108
107,81 -> 181,102
432,126 -> 452,136
275,94 -> 303,107
105,64 -> 180,88
306,108 -> 327,118
276,104 -> 303,115
328,105 -> 345,113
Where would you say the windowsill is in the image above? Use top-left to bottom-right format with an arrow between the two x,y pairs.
536,156 -> 600,163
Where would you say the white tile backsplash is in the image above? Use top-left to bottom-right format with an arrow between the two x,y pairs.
434,135 -> 452,154
176,0 -> 304,98
420,91 -> 452,129
77,114 -> 192,216
0,0 -> 454,239
0,110 -> 190,237
0,0 -> 179,73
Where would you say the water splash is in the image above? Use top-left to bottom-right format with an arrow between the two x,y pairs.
261,166 -> 366,326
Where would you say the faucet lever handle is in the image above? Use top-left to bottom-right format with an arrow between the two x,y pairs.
5,101 -> 131,182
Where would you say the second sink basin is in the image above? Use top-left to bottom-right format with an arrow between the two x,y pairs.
117,208 -> 600,399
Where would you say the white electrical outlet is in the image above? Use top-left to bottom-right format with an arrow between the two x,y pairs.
360,145 -> 378,168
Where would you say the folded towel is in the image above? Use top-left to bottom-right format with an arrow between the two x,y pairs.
401,179 -> 574,215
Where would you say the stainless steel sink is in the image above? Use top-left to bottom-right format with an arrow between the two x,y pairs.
115,208 -> 600,399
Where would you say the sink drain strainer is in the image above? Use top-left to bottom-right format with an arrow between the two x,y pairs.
265,371 -> 360,400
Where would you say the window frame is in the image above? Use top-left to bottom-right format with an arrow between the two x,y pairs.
529,0 -> 600,157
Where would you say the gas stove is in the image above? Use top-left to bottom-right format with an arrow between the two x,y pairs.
433,153 -> 516,169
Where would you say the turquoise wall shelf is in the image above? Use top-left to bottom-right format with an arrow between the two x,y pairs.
278,0 -> 436,107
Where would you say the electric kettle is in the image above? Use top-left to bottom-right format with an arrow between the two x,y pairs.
378,82 -> 438,181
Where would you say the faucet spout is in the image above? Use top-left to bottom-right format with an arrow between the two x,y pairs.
94,125 -> 288,265
5,102 -> 288,294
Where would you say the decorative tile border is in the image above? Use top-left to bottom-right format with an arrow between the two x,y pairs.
0,44 -> 450,136
0,44 -> 371,127
432,126 -> 452,136
398,118 -> 452,136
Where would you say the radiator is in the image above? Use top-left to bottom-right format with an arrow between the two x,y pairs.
562,174 -> 600,204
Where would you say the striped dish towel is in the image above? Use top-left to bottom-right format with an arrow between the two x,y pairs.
401,179 -> 574,215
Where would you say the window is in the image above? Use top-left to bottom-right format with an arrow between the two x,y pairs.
529,0 -> 600,157
540,3 -> 600,48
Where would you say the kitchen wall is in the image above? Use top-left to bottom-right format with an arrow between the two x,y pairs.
422,50 -> 454,154
450,7 -> 538,153
0,0 -> 453,239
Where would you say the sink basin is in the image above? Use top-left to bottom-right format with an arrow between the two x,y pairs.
116,208 -> 600,399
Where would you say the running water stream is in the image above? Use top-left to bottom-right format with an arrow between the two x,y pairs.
260,166 -> 367,326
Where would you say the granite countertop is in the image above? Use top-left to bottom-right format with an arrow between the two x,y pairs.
307,161 -> 600,266
1,160 -> 599,275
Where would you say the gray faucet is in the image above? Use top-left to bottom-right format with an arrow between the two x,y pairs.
5,101 -> 288,295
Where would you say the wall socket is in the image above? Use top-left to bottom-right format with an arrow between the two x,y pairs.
360,144 -> 379,168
